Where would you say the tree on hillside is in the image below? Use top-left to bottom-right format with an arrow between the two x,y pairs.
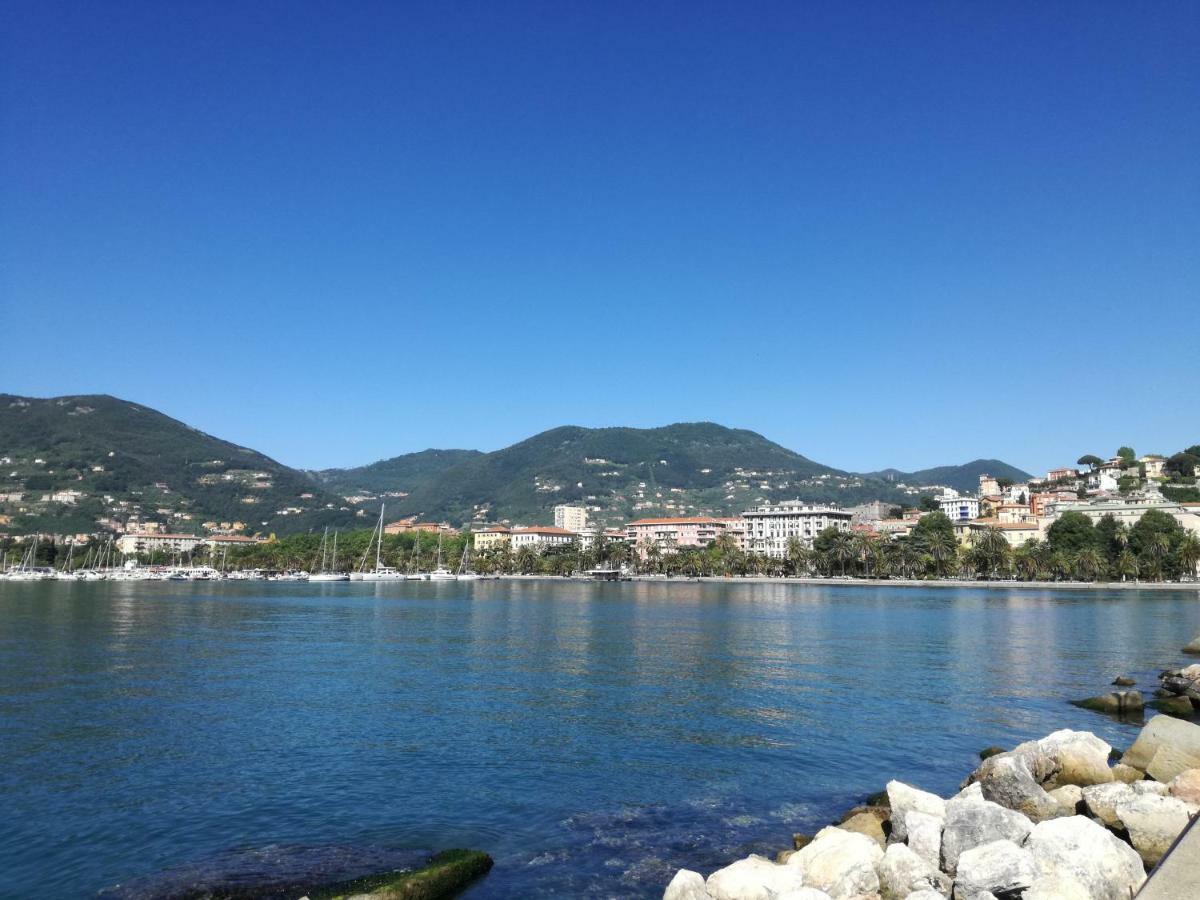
1165,452 -> 1199,478
1077,455 -> 1104,468
1129,509 -> 1186,580
1117,446 -> 1137,463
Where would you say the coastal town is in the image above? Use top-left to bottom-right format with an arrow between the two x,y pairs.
5,450 -> 1199,583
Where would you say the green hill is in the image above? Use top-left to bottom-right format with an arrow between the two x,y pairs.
327,422 -> 922,526
0,394 -> 358,535
866,458 -> 1033,494
311,448 -> 483,496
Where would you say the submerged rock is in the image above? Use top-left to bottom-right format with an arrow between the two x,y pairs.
1150,695 -> 1195,717
1182,633 -> 1200,655
885,781 -> 945,842
1112,675 -> 1136,687
1071,691 -> 1143,715
1025,816 -> 1144,900
1121,714 -> 1200,781
313,849 -> 494,900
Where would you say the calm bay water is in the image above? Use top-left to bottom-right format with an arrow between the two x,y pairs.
1,580 -> 1197,898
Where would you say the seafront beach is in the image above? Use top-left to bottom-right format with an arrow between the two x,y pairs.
3,578 -> 1198,897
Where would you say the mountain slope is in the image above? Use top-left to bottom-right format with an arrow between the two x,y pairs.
312,448 -> 483,496
0,394 -> 357,534
368,422 -> 899,525
867,458 -> 1033,493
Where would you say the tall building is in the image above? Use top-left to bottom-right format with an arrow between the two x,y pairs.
741,501 -> 852,557
625,517 -> 731,557
553,504 -> 588,531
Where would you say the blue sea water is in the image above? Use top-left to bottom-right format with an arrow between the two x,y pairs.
1,580 -> 1197,898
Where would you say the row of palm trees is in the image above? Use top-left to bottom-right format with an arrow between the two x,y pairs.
471,527 -> 1200,582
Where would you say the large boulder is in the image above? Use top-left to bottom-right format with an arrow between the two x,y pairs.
1114,792 -> 1195,866
786,826 -> 883,899
886,781 -> 945,843
1046,784 -> 1083,813
771,890 -> 833,900
664,869 -> 712,900
904,811 -> 943,871
1168,767 -> 1200,803
1025,816 -> 1145,900
1110,763 -> 1144,784
838,811 -> 886,848
940,783 -> 1033,875
1081,781 -> 1135,829
962,730 -> 1114,824
953,839 -> 1035,899
963,754 -> 1061,822
876,843 -> 949,899
705,855 -> 806,900
1183,633 -> 1200,655
1121,715 -> 1200,782
1023,875 -> 1093,899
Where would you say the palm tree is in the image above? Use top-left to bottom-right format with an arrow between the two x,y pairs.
829,532 -> 855,576
1145,534 -> 1172,582
926,531 -> 956,577
852,533 -> 875,578
1116,549 -> 1139,582
1075,547 -> 1104,582
1178,533 -> 1200,581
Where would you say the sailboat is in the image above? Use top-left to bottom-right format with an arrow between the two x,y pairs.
309,528 -> 350,582
353,505 -> 405,581
455,543 -> 479,581
405,532 -> 427,580
427,530 -> 456,580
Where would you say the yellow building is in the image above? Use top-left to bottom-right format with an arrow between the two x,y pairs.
473,526 -> 511,552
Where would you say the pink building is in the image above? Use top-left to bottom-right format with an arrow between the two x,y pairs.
625,517 -> 732,557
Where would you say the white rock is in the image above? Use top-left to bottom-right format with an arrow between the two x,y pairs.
904,810 -> 943,871
903,892 -> 948,900
1121,714 -> 1200,782
1024,875 -> 1092,899
1026,815 -> 1145,900
876,843 -> 948,900
953,839 -> 1035,899
1013,729 -> 1114,787
886,781 -> 946,842
772,891 -> 833,900
1168,767 -> 1200,803
940,786 -> 1033,875
664,868 -> 712,900
706,855 -> 806,900
1131,779 -> 1169,796
788,826 -> 883,900
1046,784 -> 1082,812
965,754 -> 1061,821
1114,792 -> 1194,866
1081,781 -> 1135,828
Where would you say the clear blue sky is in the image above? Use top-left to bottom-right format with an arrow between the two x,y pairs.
3,2 -> 1197,474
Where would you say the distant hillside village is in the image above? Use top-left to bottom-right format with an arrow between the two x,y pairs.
4,444 -> 1200,583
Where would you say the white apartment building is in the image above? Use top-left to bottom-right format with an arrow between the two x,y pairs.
553,504 -> 588,531
741,501 -> 852,557
510,526 -> 577,552
937,489 -> 980,521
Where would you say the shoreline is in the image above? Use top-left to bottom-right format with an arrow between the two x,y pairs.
498,573 -> 1200,591
663,659 -> 1200,900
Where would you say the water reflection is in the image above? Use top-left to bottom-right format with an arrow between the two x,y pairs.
0,580 -> 1197,897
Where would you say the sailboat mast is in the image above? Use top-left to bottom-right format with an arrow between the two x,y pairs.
376,504 -> 385,570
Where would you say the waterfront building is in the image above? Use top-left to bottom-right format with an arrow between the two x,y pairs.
472,525 -> 511,552
1051,491 -> 1200,535
978,474 -> 1000,496
740,501 -> 852,557
510,526 -> 577,551
996,503 -> 1033,524
625,517 -> 732,557
846,500 -> 892,524
1047,467 -> 1080,483
384,519 -> 452,535
553,504 -> 588,532
115,532 -> 264,555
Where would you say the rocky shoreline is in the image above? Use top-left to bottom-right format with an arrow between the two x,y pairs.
661,640 -> 1200,900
